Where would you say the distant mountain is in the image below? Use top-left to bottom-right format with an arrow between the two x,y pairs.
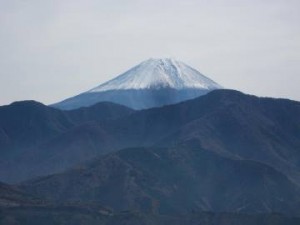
52,58 -> 222,110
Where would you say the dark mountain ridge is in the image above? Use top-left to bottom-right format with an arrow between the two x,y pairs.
0,101 -> 134,182
0,100 -> 133,151
1,89 -> 300,222
0,89 -> 300,186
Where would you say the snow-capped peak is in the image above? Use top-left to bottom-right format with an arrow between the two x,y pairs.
88,58 -> 222,93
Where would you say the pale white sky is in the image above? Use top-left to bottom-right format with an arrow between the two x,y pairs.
1,0 -> 300,105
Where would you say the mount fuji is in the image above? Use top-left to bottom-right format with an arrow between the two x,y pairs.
53,58 -> 222,110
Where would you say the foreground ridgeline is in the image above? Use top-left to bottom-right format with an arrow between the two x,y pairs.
0,90 -> 300,224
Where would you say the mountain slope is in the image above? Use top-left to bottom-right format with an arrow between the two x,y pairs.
1,178 -> 298,225
0,176 -> 299,225
1,90 -> 300,185
66,101 -> 134,123
90,58 -> 221,91
1,209 -> 299,225
21,147 -> 300,215
0,101 -> 132,153
0,101 -> 134,183
0,101 -> 73,156
53,58 -> 222,110
0,182 -> 42,207
94,89 -> 300,184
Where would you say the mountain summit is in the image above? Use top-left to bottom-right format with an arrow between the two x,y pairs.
53,58 -> 222,110
89,58 -> 221,91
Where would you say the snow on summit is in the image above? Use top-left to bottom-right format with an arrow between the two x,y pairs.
53,58 -> 223,110
89,58 -> 222,92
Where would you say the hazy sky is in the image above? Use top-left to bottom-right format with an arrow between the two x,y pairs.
1,0 -> 299,105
